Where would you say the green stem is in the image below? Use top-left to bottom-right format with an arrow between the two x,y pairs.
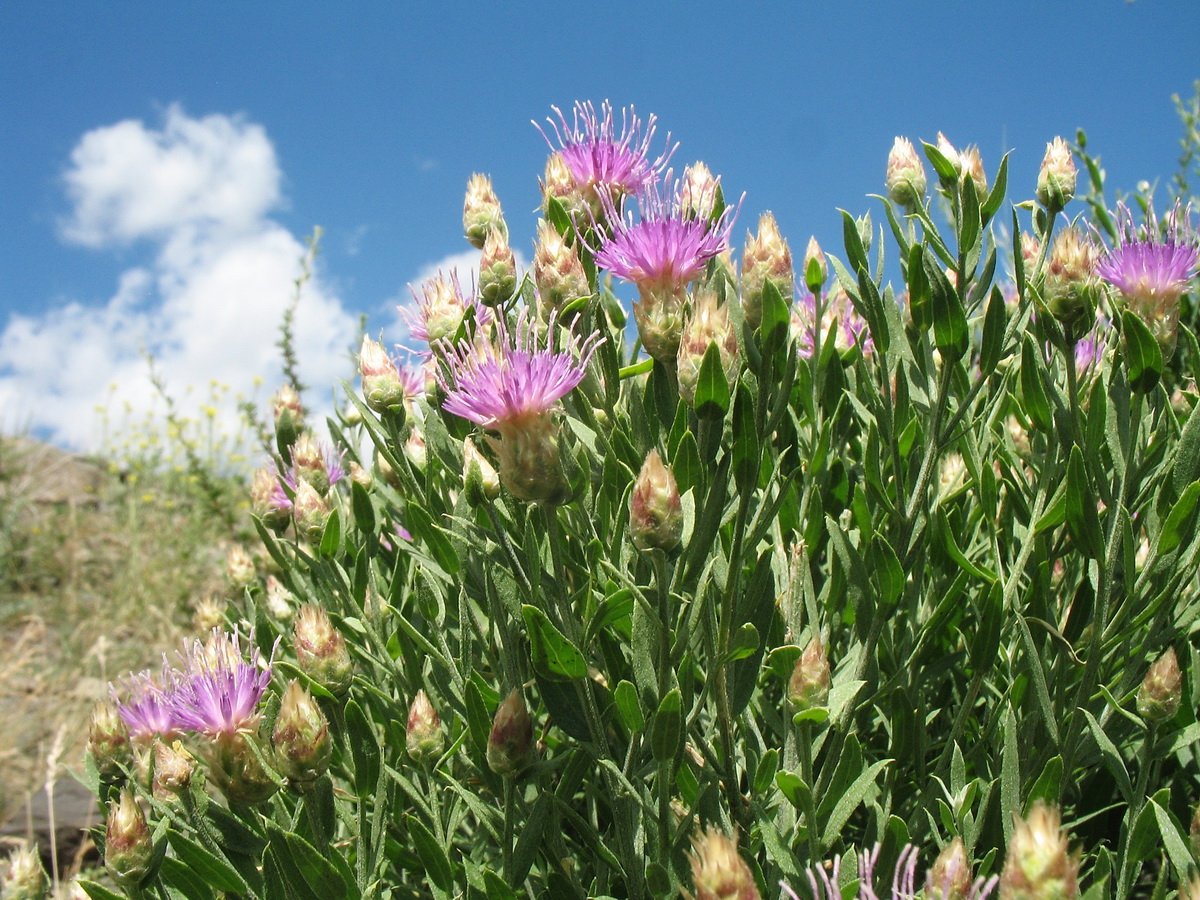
797,720 -> 821,864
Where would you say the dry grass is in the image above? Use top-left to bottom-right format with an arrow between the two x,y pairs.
0,436 -> 242,834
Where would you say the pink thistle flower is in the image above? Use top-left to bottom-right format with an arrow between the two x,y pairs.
112,667 -> 181,744
536,100 -> 674,204
784,844 -> 997,900
169,630 -> 273,737
1096,201 -> 1199,355
792,285 -> 874,359
439,311 -> 601,503
404,271 -> 493,351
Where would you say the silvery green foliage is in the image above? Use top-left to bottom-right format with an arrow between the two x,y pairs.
83,109 -> 1200,900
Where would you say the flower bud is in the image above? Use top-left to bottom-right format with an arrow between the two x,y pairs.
406,690 -> 445,764
1045,227 -> 1099,334
927,837 -> 972,900
999,801 -> 1079,900
491,414 -> 571,505
802,236 -> 828,296
412,274 -> 472,348
273,680 -> 332,784
463,173 -> 507,249
404,427 -> 427,472
633,287 -> 687,364
479,230 -> 517,307
1020,233 -> 1042,274
292,480 -> 331,543
534,220 -> 589,312
687,828 -> 760,900
291,433 -> 330,494
1037,137 -> 1077,213
3,846 -> 49,900
192,596 -> 226,635
487,689 -> 534,776
225,545 -> 257,591
788,636 -> 831,711
349,460 -> 372,489
376,450 -> 401,490
677,291 -> 739,407
540,152 -> 590,223
628,449 -> 683,553
251,466 -> 289,531
463,437 -> 500,506
207,732 -> 279,805
680,161 -> 719,220
1137,647 -> 1182,724
105,790 -> 154,887
264,575 -> 294,622
741,212 -> 794,329
936,133 -> 963,178
960,145 -> 988,200
151,739 -> 195,799
886,137 -> 927,208
272,384 -> 304,447
88,700 -> 131,781
359,336 -> 406,412
294,604 -> 354,696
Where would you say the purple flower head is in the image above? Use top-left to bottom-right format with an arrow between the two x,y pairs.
793,285 -> 874,358
403,271 -> 493,350
439,310 -> 602,434
112,666 -> 181,743
170,629 -> 273,737
594,174 -> 739,299
1073,313 -> 1110,375
536,100 -> 675,202
785,845 -> 997,900
1096,201 -> 1198,352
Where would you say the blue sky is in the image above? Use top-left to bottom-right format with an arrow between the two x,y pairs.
2,1 -> 1198,448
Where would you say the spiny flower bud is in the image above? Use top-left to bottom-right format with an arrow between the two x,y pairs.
3,846 -> 49,900
540,152 -> 590,223
1045,227 -> 1099,333
633,288 -> 687,365
677,291 -> 739,407
1137,647 -> 1182,724
1037,137 -> 1077,213
1021,233 -> 1042,274
359,336 -> 406,412
628,449 -> 683,553
264,575 -> 294,622
294,604 -> 353,696
960,145 -> 988,201
207,732 -> 279,805
487,689 -> 534,777
680,161 -> 719,220
225,545 -> 257,591
788,636 -> 831,711
463,173 -> 507,249
936,133 -> 963,179
928,837 -> 972,900
406,690 -> 445,764
291,433 -> 330,494
802,236 -> 828,295
463,437 -> 500,506
534,220 -> 589,312
272,384 -> 304,445
292,480 -> 331,543
886,137 -> 927,208
999,801 -> 1079,900
741,211 -> 794,329
273,680 -> 331,784
105,790 -> 155,887
251,466 -> 288,531
376,450 -> 401,489
349,460 -> 372,489
88,700 -> 131,781
151,739 -> 195,799
479,229 -> 517,307
192,595 -> 226,634
404,427 -> 427,471
687,828 -> 761,900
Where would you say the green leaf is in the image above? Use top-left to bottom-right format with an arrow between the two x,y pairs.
776,770 -> 813,812
1175,393 -> 1200,493
922,140 -> 959,182
522,604 -> 587,680
1158,480 -> 1200,556
1122,309 -> 1164,394
907,243 -> 932,331
871,536 -> 904,609
978,285 -> 1008,376
350,480 -> 375,536
725,622 -> 760,662
651,688 -> 683,764
406,814 -> 454,891
693,341 -> 731,419
166,832 -> 251,895
1027,755 -> 1063,807
483,869 -> 519,900
344,699 -> 380,800
266,822 -> 353,900
925,251 -> 968,359
731,383 -> 760,494
613,679 -> 644,732
1020,336 -> 1053,433
1152,800 -> 1194,880
1033,482 -> 1068,535
759,277 -> 791,352
1001,705 -> 1019,846
404,502 -> 460,575
841,209 -> 870,274
158,857 -> 217,900
1066,446 -> 1103,559
982,152 -> 1010,220
1081,709 -> 1133,804
77,882 -> 128,900
318,506 -> 341,556
821,759 -> 892,850
754,749 -> 780,795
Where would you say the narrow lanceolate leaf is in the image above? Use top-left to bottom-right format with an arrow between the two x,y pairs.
821,759 -> 892,850
651,688 -> 683,764
522,604 -> 587,680
1158,480 -> 1200,556
406,814 -> 454,892
978,285 -> 1008,376
1020,336 -> 1053,433
1121,309 -> 1164,394
1066,446 -> 1103,560
693,341 -> 731,419
924,251 -> 968,360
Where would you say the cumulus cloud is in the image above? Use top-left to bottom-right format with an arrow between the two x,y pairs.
0,105 -> 359,452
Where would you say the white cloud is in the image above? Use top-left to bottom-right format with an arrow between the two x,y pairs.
0,106 -> 359,453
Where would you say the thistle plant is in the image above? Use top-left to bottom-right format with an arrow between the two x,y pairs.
82,101 -> 1200,900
